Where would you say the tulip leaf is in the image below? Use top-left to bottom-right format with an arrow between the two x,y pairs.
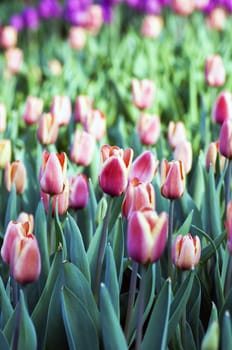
175,210 -> 193,237
64,213 -> 90,282
185,321 -> 197,350
100,283 -> 128,350
111,216 -> 124,288
108,196 -> 124,234
221,311 -> 232,350
54,204 -> 67,258
4,185 -> 17,230
188,154 -> 205,210
87,221 -> 103,288
61,286 -> 100,350
105,244 -> 120,317
0,330 -> 9,350
141,278 -> 171,350
0,277 -> 13,328
186,275 -> 201,347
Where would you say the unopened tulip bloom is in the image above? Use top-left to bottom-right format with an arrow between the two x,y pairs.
37,113 -> 59,145
84,109 -> 106,141
137,113 -> 161,146
122,178 -> 155,218
1,220 -> 26,264
129,150 -> 158,183
17,212 -> 34,234
48,59 -> 62,76
50,95 -> 72,126
141,15 -> 164,39
161,159 -> 185,199
205,141 -> 218,172
68,26 -> 87,50
74,95 -> 93,124
69,174 -> 89,209
225,201 -> 232,254
172,0 -> 195,16
219,119 -> 232,159
173,140 -> 192,174
0,26 -> 17,49
5,160 -> 27,194
99,144 -> 133,196
0,139 -> 11,169
206,7 -> 227,31
5,47 -> 23,74
172,234 -> 201,269
168,121 -> 187,149
86,4 -> 103,35
127,208 -> 168,264
0,103 -> 6,133
212,91 -> 232,124
70,129 -> 96,166
40,151 -> 67,195
23,96 -> 44,125
41,180 -> 69,215
205,54 -> 226,87
131,78 -> 155,110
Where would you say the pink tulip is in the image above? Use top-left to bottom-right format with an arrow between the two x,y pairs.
205,141 -> 219,172
219,119 -> 232,159
23,96 -> 44,125
127,208 -> 168,264
69,174 -> 89,209
37,113 -> 59,145
161,159 -> 185,199
70,129 -> 96,166
212,91 -> 232,125
68,26 -> 87,50
50,95 -> 72,126
168,121 -> 187,149
99,144 -> 133,196
172,234 -> 201,269
206,7 -> 227,31
225,201 -> 232,254
86,4 -> 103,35
137,113 -> 161,145
0,103 -> 6,133
17,212 -> 34,234
131,78 -> 155,110
122,178 -> 155,219
173,140 -> 192,174
5,160 -> 27,194
74,95 -> 93,124
205,54 -> 226,87
84,109 -> 106,141
172,0 -> 195,16
40,151 -> 67,195
1,220 -> 26,264
0,139 -> 11,169
194,0 -> 209,10
129,150 -> 158,183
5,47 -> 23,74
141,15 -> 164,39
0,26 -> 17,49
41,180 -> 69,216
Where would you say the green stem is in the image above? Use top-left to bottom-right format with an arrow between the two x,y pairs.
11,277 -> 19,308
135,264 -> 147,350
225,159 -> 232,208
47,195 -> 54,254
181,271 -> 187,349
93,196 -> 113,303
124,261 -> 139,342
224,254 -> 232,298
168,200 -> 174,280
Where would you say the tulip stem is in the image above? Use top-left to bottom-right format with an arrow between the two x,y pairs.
11,277 -> 19,308
168,199 -> 174,280
181,271 -> 187,350
225,159 -> 232,208
135,264 -> 146,350
12,299 -> 21,350
124,261 -> 139,343
93,196 -> 113,304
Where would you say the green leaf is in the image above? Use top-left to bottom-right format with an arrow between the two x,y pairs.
64,213 -> 90,282
0,330 -> 9,350
54,204 -> 67,258
199,230 -> 226,264
87,221 -> 103,288
4,186 -> 17,230
185,322 -> 197,350
100,283 -> 127,350
141,278 -> 171,350
221,311 -> 232,350
108,196 -> 124,234
188,154 -> 205,210
61,286 -> 100,350
105,244 -> 120,317
186,275 -> 201,348
111,217 -> 124,288
175,210 -> 193,236
0,277 -> 13,328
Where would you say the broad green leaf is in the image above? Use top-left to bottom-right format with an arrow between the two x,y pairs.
185,322 -> 197,350
61,286 -> 100,350
0,330 -> 9,350
199,230 -> 226,264
141,278 -> 171,350
108,196 -> 124,234
87,221 -> 103,288
175,210 -> 193,237
105,244 -> 120,317
4,186 -> 17,230
187,275 -> 201,348
0,277 -> 13,328
111,216 -> 124,288
100,284 -> 127,350
221,311 -> 232,350
188,154 -> 205,210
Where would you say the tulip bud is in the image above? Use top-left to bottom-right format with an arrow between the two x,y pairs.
1,220 -> 26,264
0,139 -> 11,169
161,159 -> 185,199
0,26 -> 17,49
69,26 -> 87,50
141,15 -> 164,39
99,144 -> 133,196
131,78 -> 155,110
172,0 -> 195,16
74,95 -> 93,124
173,140 -> 192,174
5,160 -> 27,194
129,150 -> 158,183
69,174 -> 89,209
50,95 -> 72,126
205,54 -> 226,87
86,4 -> 103,35
95,196 -> 108,224
225,201 -> 232,254
83,109 -> 106,141
0,103 -> 6,133
41,180 -> 69,216
37,113 -> 59,145
137,113 -> 161,146
127,209 -> 168,264
172,234 -> 201,269
168,121 -> 187,149
219,119 -> 232,159
40,150 -> 67,195
205,141 -> 226,173
122,178 -> 155,219
5,47 -> 23,74
17,212 -> 34,234
23,96 -> 44,125
206,7 -> 227,31
212,91 -> 232,124
70,129 -> 96,166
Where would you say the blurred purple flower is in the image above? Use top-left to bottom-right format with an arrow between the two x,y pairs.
9,14 -> 24,31
38,0 -> 63,19
23,7 -> 40,29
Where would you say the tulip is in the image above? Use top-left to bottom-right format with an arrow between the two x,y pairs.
206,7 -> 227,31
84,109 -> 106,141
212,91 -> 232,125
40,150 -> 67,195
172,234 -> 201,269
131,78 -> 155,110
219,119 -> 232,159
17,212 -> 34,234
161,159 -> 185,200
137,113 -> 161,146
5,160 -> 27,194
74,95 -> 93,124
0,26 -> 17,49
41,180 -> 69,215
50,95 -> 72,126
23,96 -> 44,125
205,141 -> 218,172
86,4 -> 103,35
141,15 -> 164,39
127,208 -> 168,264
69,174 -> 89,209
205,54 -> 226,87
48,59 -> 62,76
68,26 -> 87,50
173,140 -> 192,174
5,47 -> 23,74
37,113 -> 59,145
122,178 -> 155,218
1,220 -> 26,264
194,0 -> 209,10
172,0 -> 195,16
10,233 -> 41,284
0,139 -> 11,169
225,201 -> 232,254
99,144 -> 133,196
168,121 -> 187,149
70,129 -> 96,166
0,103 -> 6,133
129,150 -> 158,183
